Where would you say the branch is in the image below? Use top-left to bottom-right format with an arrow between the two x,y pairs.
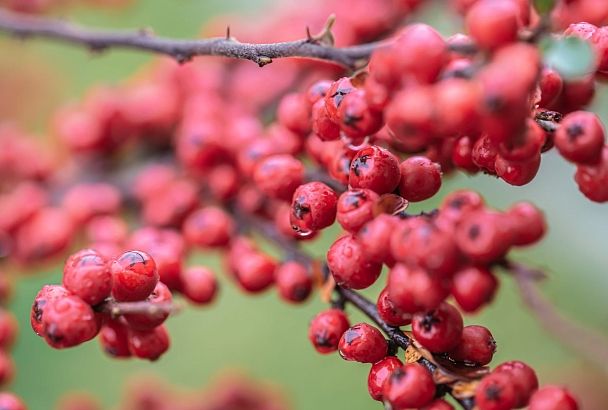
0,8 -> 381,69
96,299 -> 180,319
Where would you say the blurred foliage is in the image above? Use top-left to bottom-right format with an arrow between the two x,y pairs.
1,1 -> 607,409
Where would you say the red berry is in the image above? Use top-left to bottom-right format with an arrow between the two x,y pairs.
42,295 -> 100,349
387,263 -> 450,313
62,249 -> 112,306
448,325 -> 496,366
358,214 -> 397,264
466,0 -> 520,50
507,202 -> 546,246
31,285 -> 71,337
591,26 -> 608,73
386,87 -> 434,152
494,360 -> 539,407
472,135 -> 499,174
338,90 -> 383,141
475,372 -> 518,410
412,302 -> 464,353
0,309 -> 18,349
99,319 -> 131,358
233,252 -> 276,293
376,287 -> 412,327
127,324 -> 170,361
0,350 -> 14,385
456,210 -> 514,263
62,183 -> 122,224
290,182 -> 338,233
555,111 -> 605,164
367,356 -> 403,401
311,99 -> 340,141
439,189 -> 485,223
528,386 -> 578,410
574,145 -> 608,202
327,235 -> 382,290
498,120 -> 545,162
85,215 -> 128,244
383,363 -> 436,409
277,93 -> 311,136
452,136 -> 480,173
398,157 -> 442,202
393,24 -> 448,84
421,399 -> 455,410
434,78 -> 480,137
0,393 -> 26,410
539,68 -> 563,107
349,145 -> 401,195
308,309 -> 350,354
275,261 -> 312,304
306,80 -> 332,104
111,250 -> 159,302
123,282 -> 172,330
452,266 -> 498,312
338,323 -> 387,363
253,155 -> 305,201
183,207 -> 234,248
181,266 -> 218,305
336,189 -> 379,233
495,153 -> 541,186
324,77 -> 354,123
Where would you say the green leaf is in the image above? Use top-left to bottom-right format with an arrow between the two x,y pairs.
543,36 -> 595,79
534,0 -> 555,14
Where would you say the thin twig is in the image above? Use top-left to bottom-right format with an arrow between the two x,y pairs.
0,8 -> 382,69
96,300 -> 180,319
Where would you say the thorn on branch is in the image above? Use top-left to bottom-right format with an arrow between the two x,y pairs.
256,56 -> 272,67
307,14 -> 336,46
226,26 -> 231,40
138,27 -> 154,37
174,52 -> 193,64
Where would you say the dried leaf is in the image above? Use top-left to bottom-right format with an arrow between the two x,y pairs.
350,70 -> 368,88
450,380 -> 480,399
404,345 -> 422,363
319,274 -> 336,303
373,194 -> 409,217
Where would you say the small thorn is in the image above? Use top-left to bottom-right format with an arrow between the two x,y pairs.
306,26 -> 312,41
226,26 -> 231,40
138,27 -> 154,37
256,56 -> 272,67
174,53 -> 193,64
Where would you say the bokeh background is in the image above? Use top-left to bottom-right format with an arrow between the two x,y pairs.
1,0 -> 607,408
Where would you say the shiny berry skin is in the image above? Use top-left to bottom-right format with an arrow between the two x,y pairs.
337,90 -> 383,141
495,153 -> 541,186
307,80 -> 332,104
591,26 -> 608,73
124,282 -> 172,330
349,145 -> 401,195
393,23 -> 448,84
30,285 -> 70,337
539,68 -> 563,107
472,135 -> 499,174
555,111 -> 605,164
367,356 -> 403,401
455,210 -> 514,263
0,350 -> 14,385
311,99 -> 340,141
290,182 -> 338,233
327,235 -> 382,290
183,207 -> 234,248
127,324 -> 170,361
466,0 -> 520,50
422,399 -> 455,410
499,120 -> 545,162
111,250 -> 159,302
358,214 -> 397,264
494,360 -> 539,407
308,309 -> 350,354
452,136 -> 479,173
376,288 -> 412,327
85,215 -> 128,244
439,189 -> 485,223
336,189 -> 379,233
412,302 -> 463,353
387,263 -> 450,313
507,202 -> 546,246
275,261 -> 312,304
574,145 -> 608,202
398,157 -> 442,202
452,266 -> 498,312
448,325 -> 496,366
324,77 -> 354,123
180,266 -> 218,305
0,309 -> 18,349
476,372 -> 517,410
338,323 -> 387,363
42,295 -> 100,349
234,252 -> 276,293
62,249 -> 112,306
99,319 -> 131,358
253,155 -> 305,201
383,363 -> 436,409
0,393 -> 26,410
277,93 -> 311,136
528,386 -> 578,410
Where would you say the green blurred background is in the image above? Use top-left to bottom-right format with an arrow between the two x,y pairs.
1,0 -> 607,408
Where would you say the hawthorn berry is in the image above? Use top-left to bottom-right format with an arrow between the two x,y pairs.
494,360 -> 539,407
465,0 -> 520,50
349,145 -> 401,195
31,285 -> 70,337
455,210 -> 514,263
275,261 -> 312,304
327,235 -> 382,290
338,323 -> 387,363
376,288 -> 412,327
555,111 -> 605,164
412,302 -> 463,353
574,145 -> 608,202
308,309 -> 350,354
124,282 -> 172,330
62,249 -> 112,306
111,250 -> 159,302
495,153 -> 541,186
383,363 -> 436,409
357,214 -> 397,264
0,393 -> 26,410
311,99 -> 340,141
42,295 -> 100,349
452,266 -> 498,312
336,189 -> 379,233
233,252 -> 276,293
398,157 -> 442,202
367,356 -> 403,401
183,206 -> 234,248
277,93 -> 311,136
337,90 -> 383,141
498,120 -> 545,162
507,202 -> 546,246
528,386 -> 578,410
0,351 -> 14,385
448,325 -> 496,366
324,77 -> 354,123
475,372 -> 517,410
290,182 -> 338,233
387,263 -> 450,313
180,266 -> 218,305
99,319 -> 131,358
127,324 -> 170,361
393,23 -> 448,84
0,309 -> 17,349
253,155 -> 305,201
439,189 -> 485,223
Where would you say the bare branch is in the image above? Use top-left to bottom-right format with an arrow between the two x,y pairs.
96,299 -> 181,319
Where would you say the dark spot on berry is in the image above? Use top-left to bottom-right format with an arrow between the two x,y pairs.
292,197 -> 310,220
485,384 -> 503,402
45,323 -> 63,344
33,300 -> 45,322
291,285 -> 309,301
484,95 -> 505,113
343,328 -> 360,344
351,155 -> 370,177
315,331 -> 333,348
390,367 -> 406,381
421,310 -> 440,332
343,113 -> 362,129
468,224 -> 481,240
331,86 -> 353,109
566,123 -> 584,142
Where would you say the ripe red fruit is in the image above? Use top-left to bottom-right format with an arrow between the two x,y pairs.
555,111 -> 605,164
452,266 -> 498,312
452,136 -> 479,173
277,93 -> 311,136
455,210 -> 514,263
336,189 -> 379,233
324,77 -> 354,123
62,249 -> 112,306
367,356 -> 403,401
183,206 -> 235,248
383,363 -> 436,409
275,261 -> 312,304
0,393 -> 26,410
307,80 -> 332,104
412,302 -> 464,353
448,325 -> 496,366
233,252 -> 276,293
466,0 -> 520,50
507,202 -> 546,246
111,250 -> 159,302
99,319 -> 131,358
123,282 -> 172,330
31,285 -> 71,337
398,157 -> 442,202
439,189 -> 485,223
127,324 -> 170,361
495,153 -> 541,186
253,155 -> 305,201
290,182 -> 338,233
0,351 -> 14,385
181,266 -> 218,305
338,90 -> 383,141
85,215 -> 128,244
358,214 -> 397,264
494,360 -> 539,407
574,145 -> 608,202
338,323 -> 387,363
42,295 -> 100,349
538,68 -> 563,107
349,145 -> 401,195
386,87 -> 434,152
308,309 -> 350,354
327,235 -> 382,290
387,263 -> 450,313
433,78 -> 480,137
528,386 -> 578,410
498,120 -> 545,162
311,99 -> 340,141
393,23 -> 448,84
376,288 -> 412,327
591,26 -> 608,73
0,309 -> 18,349
475,372 -> 517,410
472,135 -> 499,174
